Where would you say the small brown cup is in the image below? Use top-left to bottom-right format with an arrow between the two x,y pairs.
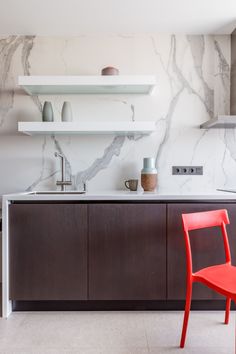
125,179 -> 138,191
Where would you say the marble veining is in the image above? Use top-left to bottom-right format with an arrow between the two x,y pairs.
214,36 -> 230,116
22,36 -> 43,113
75,136 -> 126,189
0,36 -> 23,127
213,36 -> 236,188
187,35 -> 214,118
0,34 -> 234,195
155,88 -> 184,168
154,35 -> 210,169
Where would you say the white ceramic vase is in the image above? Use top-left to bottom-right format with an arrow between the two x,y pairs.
61,101 -> 72,122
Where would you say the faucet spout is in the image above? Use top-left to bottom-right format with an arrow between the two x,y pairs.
55,152 -> 72,191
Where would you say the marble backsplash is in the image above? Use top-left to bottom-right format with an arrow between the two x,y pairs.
0,34 -> 234,195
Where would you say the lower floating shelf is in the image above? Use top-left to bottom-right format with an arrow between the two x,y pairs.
18,121 -> 156,136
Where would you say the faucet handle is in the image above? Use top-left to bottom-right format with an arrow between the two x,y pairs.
55,152 -> 63,158
56,181 -> 72,186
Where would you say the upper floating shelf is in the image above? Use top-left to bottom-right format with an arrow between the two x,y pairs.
18,121 -> 156,136
200,116 -> 236,129
18,75 -> 157,95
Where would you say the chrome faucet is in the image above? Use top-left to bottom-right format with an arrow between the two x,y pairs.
54,152 -> 72,191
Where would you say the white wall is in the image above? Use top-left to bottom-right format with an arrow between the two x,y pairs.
0,34 -> 234,195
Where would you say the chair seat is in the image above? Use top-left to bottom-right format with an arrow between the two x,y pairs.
194,263 -> 236,298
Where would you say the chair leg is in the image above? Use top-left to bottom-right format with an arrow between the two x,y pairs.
224,297 -> 231,324
180,281 -> 192,348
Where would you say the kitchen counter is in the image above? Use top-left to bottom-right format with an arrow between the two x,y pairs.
3,189 -> 236,318
3,190 -> 236,202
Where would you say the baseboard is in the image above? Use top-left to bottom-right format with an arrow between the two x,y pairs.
12,300 -> 236,312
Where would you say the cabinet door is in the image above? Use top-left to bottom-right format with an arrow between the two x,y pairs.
9,203 -> 88,300
167,203 -> 236,300
89,203 -> 166,300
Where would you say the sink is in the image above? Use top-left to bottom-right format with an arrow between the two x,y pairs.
28,191 -> 86,195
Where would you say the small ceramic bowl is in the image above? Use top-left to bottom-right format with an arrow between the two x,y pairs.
101,66 -> 119,75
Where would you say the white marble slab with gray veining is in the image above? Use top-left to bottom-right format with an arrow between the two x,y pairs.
0,34 -> 234,196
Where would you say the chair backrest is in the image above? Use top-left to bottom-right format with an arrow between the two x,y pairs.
182,209 -> 231,276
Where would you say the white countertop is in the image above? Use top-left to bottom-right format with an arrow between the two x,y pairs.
3,190 -> 236,201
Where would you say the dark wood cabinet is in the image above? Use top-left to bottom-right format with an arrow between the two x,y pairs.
167,203 -> 236,300
88,204 -> 166,300
9,203 -> 88,300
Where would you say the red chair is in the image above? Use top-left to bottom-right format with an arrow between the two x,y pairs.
180,209 -> 236,348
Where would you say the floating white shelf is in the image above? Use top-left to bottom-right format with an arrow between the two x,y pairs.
18,75 -> 157,95
18,121 -> 156,136
200,115 -> 236,129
